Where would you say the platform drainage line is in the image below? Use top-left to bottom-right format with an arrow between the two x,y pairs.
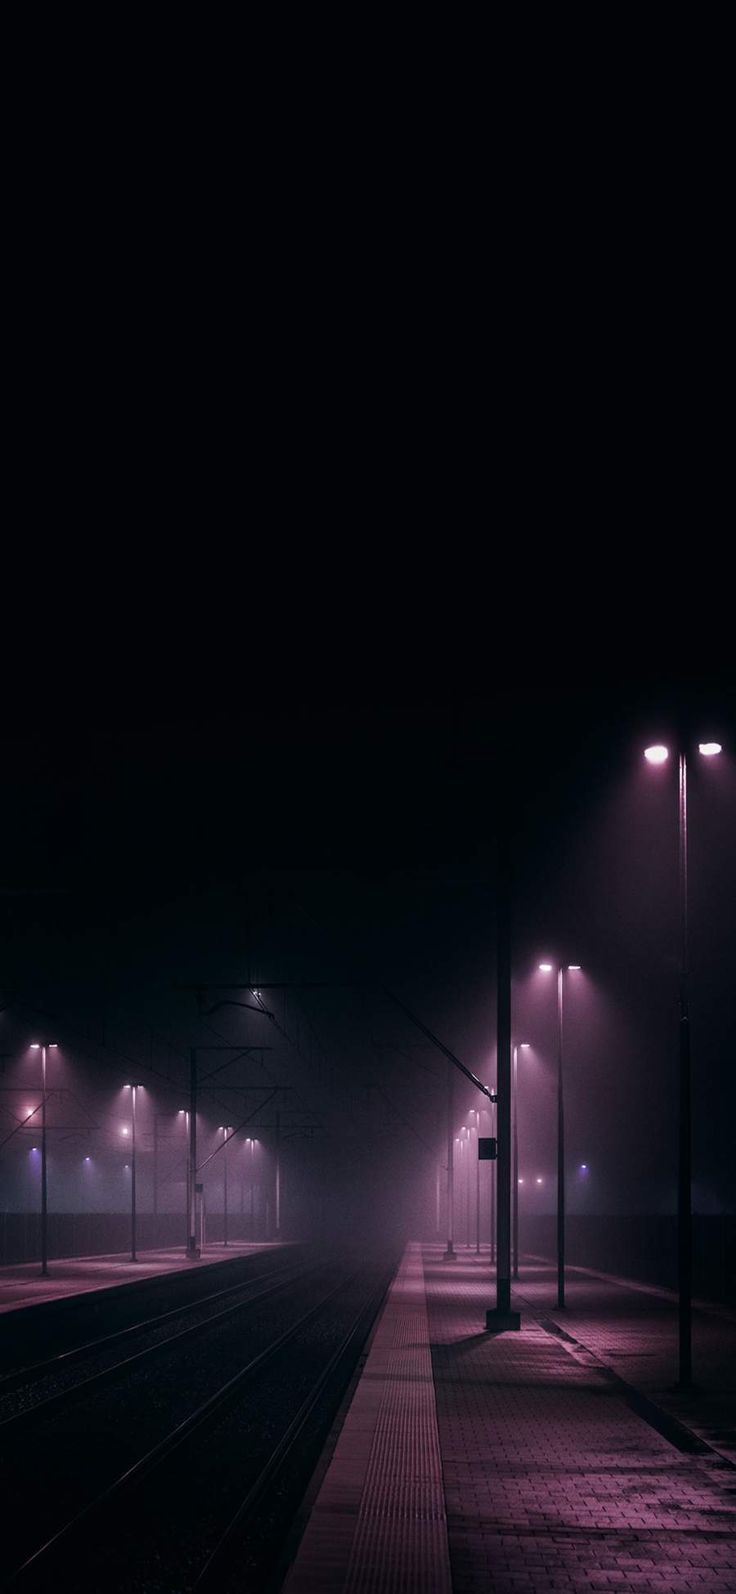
343,1245 -> 452,1594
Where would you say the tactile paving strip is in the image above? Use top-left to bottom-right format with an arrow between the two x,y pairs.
284,1243 -> 452,1593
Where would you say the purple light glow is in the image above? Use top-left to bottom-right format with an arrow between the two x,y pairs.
644,745 -> 669,764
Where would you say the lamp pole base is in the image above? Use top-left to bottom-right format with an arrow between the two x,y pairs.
443,1245 -> 457,1260
485,1308 -> 521,1332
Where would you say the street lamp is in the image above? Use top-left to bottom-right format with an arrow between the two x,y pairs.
538,964 -> 581,1307
125,1085 -> 144,1261
30,1043 -> 58,1277
249,1138 -> 257,1240
469,1109 -> 481,1253
220,1127 -> 233,1246
512,1043 -> 530,1278
644,734 -> 722,1387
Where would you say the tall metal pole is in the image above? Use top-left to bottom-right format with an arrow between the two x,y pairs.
513,1045 -> 519,1277
275,1111 -> 281,1238
153,1115 -> 158,1221
466,1135 -> 471,1245
223,1129 -> 229,1246
436,1162 -> 441,1235
443,1064 -> 455,1259
40,1046 -> 48,1278
250,1140 -> 255,1238
557,969 -> 565,1308
678,750 -> 692,1386
490,1096 -> 495,1264
187,1050 -> 198,1257
487,825 -> 519,1328
131,1085 -> 138,1262
475,1120 -> 481,1253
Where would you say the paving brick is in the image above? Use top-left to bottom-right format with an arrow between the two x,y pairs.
286,1245 -> 736,1592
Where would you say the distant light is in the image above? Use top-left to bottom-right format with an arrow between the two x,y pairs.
520,1043 -> 531,1050
30,1146 -> 37,1152
30,1044 -> 40,1050
124,1163 -> 129,1169
536,1176 -> 543,1184
178,1110 -> 185,1115
121,1126 -> 129,1135
84,1156 -> 91,1162
567,965 -> 581,971
699,742 -> 722,757
580,1163 -> 588,1171
644,745 -> 669,764
539,963 -> 553,972
518,1177 -> 525,1185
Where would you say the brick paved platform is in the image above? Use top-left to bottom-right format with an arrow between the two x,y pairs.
285,1245 -> 736,1593
0,1241 -> 284,1314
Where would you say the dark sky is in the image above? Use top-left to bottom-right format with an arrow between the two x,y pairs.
1,585 -> 734,1226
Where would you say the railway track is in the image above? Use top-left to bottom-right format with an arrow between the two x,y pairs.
1,1253 -> 395,1592
0,1254 -> 311,1422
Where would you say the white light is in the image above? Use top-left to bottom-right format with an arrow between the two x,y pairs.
567,964 -> 581,971
518,1177 -> 525,1185
581,1163 -> 588,1170
644,745 -> 669,764
699,742 -> 722,757
520,1043 -> 531,1050
30,1044 -> 40,1050
536,1176 -> 543,1184
121,1126 -> 129,1135
539,963 -> 553,972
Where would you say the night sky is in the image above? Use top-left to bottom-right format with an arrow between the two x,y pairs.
1,588 -> 734,1235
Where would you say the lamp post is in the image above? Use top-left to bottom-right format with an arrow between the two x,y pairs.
644,736 -> 722,1386
220,1127 -> 232,1245
512,1043 -> 530,1277
125,1085 -> 143,1261
248,1141 -> 258,1236
470,1109 -> 481,1253
539,964 -> 580,1308
443,1063 -> 456,1260
30,1043 -> 58,1277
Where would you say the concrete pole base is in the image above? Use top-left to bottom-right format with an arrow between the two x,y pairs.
443,1246 -> 457,1260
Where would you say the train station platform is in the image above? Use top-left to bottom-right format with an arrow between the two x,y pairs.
0,1241 -> 283,1315
285,1244 -> 736,1593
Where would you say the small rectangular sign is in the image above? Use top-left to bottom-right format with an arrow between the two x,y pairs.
478,1137 -> 497,1161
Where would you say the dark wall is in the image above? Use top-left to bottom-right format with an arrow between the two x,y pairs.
519,1214 -> 736,1305
0,1211 -> 268,1265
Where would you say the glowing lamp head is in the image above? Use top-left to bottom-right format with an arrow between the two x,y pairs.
644,745 -> 669,764
536,1176 -> 543,1184
520,1043 -> 531,1050
580,1163 -> 588,1171
30,1044 -> 40,1050
567,964 -> 581,971
121,1126 -> 129,1136
699,742 -> 722,757
539,963 -> 553,973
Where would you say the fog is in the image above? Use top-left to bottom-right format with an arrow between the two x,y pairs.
1,687 -> 734,1294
